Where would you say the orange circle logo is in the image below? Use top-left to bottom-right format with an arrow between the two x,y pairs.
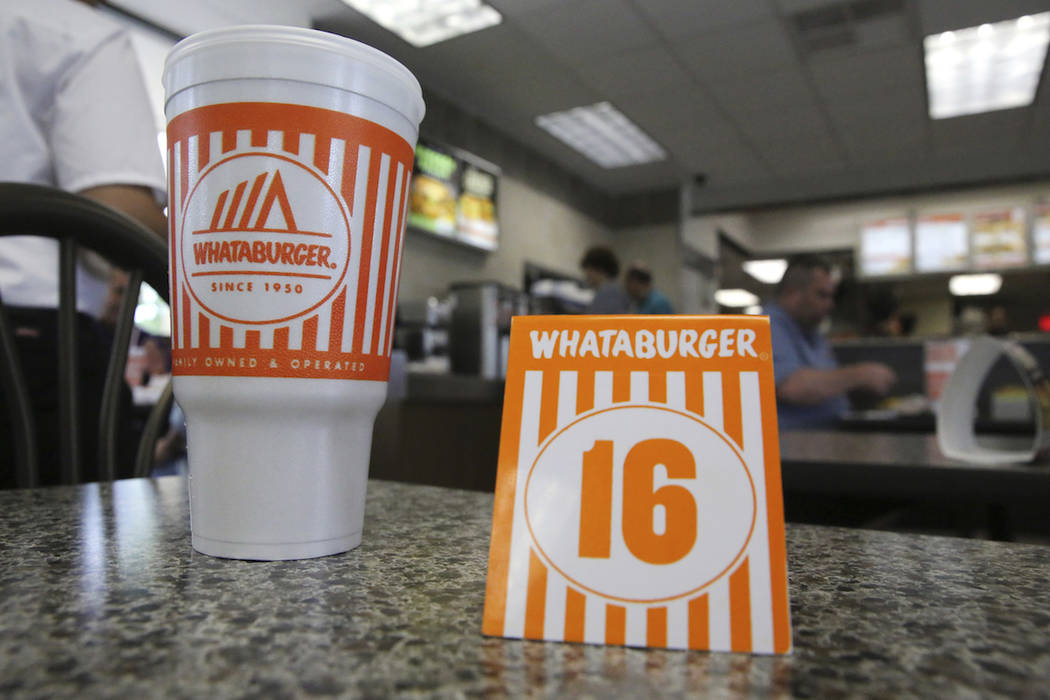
179,153 -> 351,325
524,405 -> 756,604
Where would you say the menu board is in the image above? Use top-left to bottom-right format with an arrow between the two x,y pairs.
915,213 -> 968,272
971,207 -> 1027,269
1034,204 -> 1050,264
407,139 -> 500,251
860,218 -> 911,276
457,165 -> 499,250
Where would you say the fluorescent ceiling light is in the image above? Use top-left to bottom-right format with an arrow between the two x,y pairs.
742,259 -> 788,285
949,273 -> 1002,296
743,305 -> 763,315
924,12 -> 1050,119
535,102 -> 666,168
341,0 -> 502,47
714,289 -> 760,308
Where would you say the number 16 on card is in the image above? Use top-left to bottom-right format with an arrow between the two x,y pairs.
483,315 -> 792,654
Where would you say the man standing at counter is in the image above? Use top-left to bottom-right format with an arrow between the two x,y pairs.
580,246 -> 631,314
766,254 -> 896,429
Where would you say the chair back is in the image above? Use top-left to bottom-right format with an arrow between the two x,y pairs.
0,182 -> 173,487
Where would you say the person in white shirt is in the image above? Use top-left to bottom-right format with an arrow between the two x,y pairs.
0,0 -> 168,486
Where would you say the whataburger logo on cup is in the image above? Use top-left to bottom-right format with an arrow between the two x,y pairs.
483,315 -> 792,653
183,159 -> 350,324
167,102 -> 414,381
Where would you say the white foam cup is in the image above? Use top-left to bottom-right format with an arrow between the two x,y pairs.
163,26 -> 425,560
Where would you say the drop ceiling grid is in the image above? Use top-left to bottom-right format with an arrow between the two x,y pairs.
774,0 -> 927,174
510,0 -> 660,64
571,46 -> 696,99
627,0 -> 778,41
310,0 -> 1050,205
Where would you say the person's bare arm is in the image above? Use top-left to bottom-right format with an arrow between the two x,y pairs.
777,362 -> 896,406
80,184 -> 167,240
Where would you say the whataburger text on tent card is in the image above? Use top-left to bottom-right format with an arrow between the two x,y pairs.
482,315 -> 792,653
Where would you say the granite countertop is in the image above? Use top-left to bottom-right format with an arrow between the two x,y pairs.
1,477 -> 1049,697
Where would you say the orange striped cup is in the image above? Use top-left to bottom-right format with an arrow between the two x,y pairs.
163,26 -> 424,560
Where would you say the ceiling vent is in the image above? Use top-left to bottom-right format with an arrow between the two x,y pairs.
790,0 -> 908,56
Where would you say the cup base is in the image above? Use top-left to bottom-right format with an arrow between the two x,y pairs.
192,530 -> 362,561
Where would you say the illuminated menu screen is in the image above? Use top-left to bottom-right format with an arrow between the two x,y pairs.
972,207 -> 1027,268
915,213 -> 968,272
860,218 -> 911,276
1034,205 -> 1050,264
407,140 -> 500,251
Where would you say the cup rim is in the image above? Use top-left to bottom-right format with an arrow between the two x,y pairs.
163,24 -> 425,124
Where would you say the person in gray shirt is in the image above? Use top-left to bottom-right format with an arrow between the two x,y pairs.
580,246 -> 631,314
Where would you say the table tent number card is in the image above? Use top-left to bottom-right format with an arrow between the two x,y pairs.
483,315 -> 792,653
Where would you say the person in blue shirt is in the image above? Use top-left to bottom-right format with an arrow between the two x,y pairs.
766,255 -> 896,430
625,262 -> 674,314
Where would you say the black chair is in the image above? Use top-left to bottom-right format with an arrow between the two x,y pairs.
0,182 -> 174,488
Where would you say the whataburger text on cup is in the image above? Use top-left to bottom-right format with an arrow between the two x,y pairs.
163,25 -> 425,561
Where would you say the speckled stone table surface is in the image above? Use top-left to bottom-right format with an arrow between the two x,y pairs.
1,477 -> 1048,698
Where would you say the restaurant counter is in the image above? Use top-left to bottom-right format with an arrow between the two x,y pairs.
400,371 -> 504,403
2,477 -> 1049,697
779,430 -> 1050,505
371,372 -> 505,491
370,379 -> 1050,538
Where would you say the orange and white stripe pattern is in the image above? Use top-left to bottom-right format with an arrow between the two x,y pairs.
166,103 -> 414,381
483,316 -> 792,653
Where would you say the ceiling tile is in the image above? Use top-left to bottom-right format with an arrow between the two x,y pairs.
487,0 -> 563,17
667,128 -> 752,159
812,65 -> 931,167
704,67 -> 818,115
917,0 -> 1050,34
677,136 -> 772,184
732,102 -> 835,143
632,0 -> 776,40
1029,77 -> 1050,142
850,14 -> 914,49
513,0 -> 659,62
773,0 -> 846,11
614,88 -> 729,132
585,160 -> 690,193
930,109 -> 1030,154
837,119 -> 930,163
820,84 -> 928,130
574,46 -> 695,97
758,131 -> 848,177
808,45 -> 924,103
670,19 -> 800,83
709,160 -> 776,186
398,23 -> 597,120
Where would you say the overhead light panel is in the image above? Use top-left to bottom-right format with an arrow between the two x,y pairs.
714,289 -> 760,308
535,102 -> 666,168
742,259 -> 788,285
924,13 -> 1050,119
341,0 -> 502,47
949,273 -> 1002,296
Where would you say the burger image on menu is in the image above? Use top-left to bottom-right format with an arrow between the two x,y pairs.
409,174 -> 457,235
406,139 -> 500,250
456,164 -> 498,250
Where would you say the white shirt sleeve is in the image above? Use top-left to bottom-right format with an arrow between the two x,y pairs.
49,28 -> 167,201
